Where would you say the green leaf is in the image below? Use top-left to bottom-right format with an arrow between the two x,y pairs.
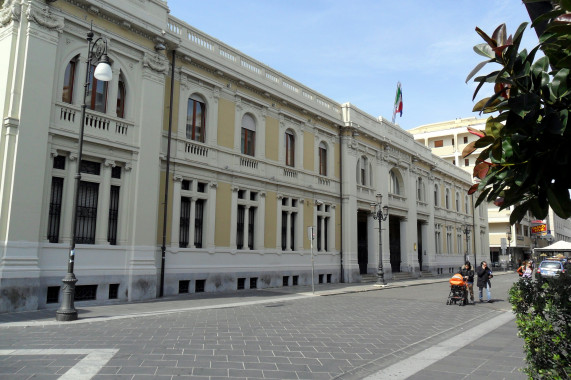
466,60 -> 492,83
485,119 -> 504,138
552,68 -> 569,97
547,185 -> 571,218
474,135 -> 495,148
473,43 -> 494,58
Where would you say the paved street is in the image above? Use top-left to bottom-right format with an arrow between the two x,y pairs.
0,273 -> 527,379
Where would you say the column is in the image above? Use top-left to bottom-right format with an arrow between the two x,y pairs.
229,186 -> 239,250
60,153 -> 78,244
95,160 -> 113,245
118,163 -> 132,246
255,192 -> 265,251
205,183 -> 217,251
276,195 -> 283,251
319,214 -> 325,252
106,68 -> 120,117
170,175 -> 182,247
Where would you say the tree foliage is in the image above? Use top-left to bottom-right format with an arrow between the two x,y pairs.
465,0 -> 571,223
509,273 -> 571,379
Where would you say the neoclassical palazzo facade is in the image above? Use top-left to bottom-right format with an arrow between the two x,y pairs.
0,0 -> 488,312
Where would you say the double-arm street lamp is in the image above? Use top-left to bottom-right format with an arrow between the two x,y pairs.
461,222 -> 471,264
56,24 -> 112,322
371,193 -> 389,286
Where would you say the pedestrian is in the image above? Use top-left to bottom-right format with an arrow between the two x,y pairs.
516,261 -> 526,277
459,261 -> 475,303
476,261 -> 493,303
522,262 -> 533,279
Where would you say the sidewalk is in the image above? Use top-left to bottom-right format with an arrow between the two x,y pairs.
0,272 -> 511,327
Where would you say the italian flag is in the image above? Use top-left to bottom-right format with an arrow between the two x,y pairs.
393,82 -> 403,122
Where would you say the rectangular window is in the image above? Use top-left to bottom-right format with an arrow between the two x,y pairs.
463,136 -> 468,144
108,284 -> 119,299
80,160 -> 101,175
48,177 -> 64,243
285,131 -> 295,167
451,138 -> 455,147
237,205 -> 245,249
324,217 -> 328,252
248,207 -> 255,249
290,213 -> 296,251
108,185 -> 119,245
319,147 -> 327,176
195,279 -> 205,292
241,128 -> 256,156
179,197 -> 190,248
53,156 -> 66,170
178,280 -> 190,294
62,60 -> 76,104
194,199 -> 204,248
317,216 -> 322,251
75,181 -> 99,244
281,211 -> 287,250
237,278 -> 245,290
46,286 -> 60,304
465,158 -> 470,166
434,140 -> 443,148
74,285 -> 97,301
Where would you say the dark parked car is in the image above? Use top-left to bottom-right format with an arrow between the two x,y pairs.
536,260 -> 566,279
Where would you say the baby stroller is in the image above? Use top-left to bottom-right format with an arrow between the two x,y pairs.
446,273 -> 468,306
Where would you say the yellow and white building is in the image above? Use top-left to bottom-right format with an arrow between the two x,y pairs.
0,0 -> 483,312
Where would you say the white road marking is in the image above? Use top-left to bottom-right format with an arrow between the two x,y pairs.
0,349 -> 118,380
363,311 -> 515,379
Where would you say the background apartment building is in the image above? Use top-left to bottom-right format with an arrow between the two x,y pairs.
410,117 -> 571,267
1,0 -> 482,312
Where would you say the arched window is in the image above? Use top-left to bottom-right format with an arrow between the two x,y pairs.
86,64 -> 108,112
445,188 -> 450,209
434,184 -> 439,206
116,72 -> 126,118
62,56 -> 78,104
187,94 -> 206,142
357,156 -> 368,185
285,130 -> 295,167
318,141 -> 327,176
390,170 -> 400,195
465,195 -> 470,214
241,113 -> 256,156
417,177 -> 423,201
455,191 -> 460,211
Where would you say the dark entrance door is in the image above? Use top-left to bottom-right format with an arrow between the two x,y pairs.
389,216 -> 401,273
357,211 -> 368,274
417,221 -> 423,271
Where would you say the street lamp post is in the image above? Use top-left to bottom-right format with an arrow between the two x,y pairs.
371,193 -> 389,286
506,227 -> 512,269
461,223 -> 471,264
56,24 -> 112,322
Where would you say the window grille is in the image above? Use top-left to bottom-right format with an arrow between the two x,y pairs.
75,181 -> 99,244
195,279 -> 205,292
179,197 -> 190,248
194,199 -> 204,248
281,211 -> 288,250
248,207 -> 255,249
74,285 -> 97,301
48,177 -> 64,243
317,216 -> 322,251
108,185 -> 119,245
236,205 -> 245,249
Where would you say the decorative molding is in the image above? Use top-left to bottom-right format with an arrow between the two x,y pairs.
103,159 -> 116,167
143,52 -> 169,75
26,5 -> 64,33
0,0 -> 21,26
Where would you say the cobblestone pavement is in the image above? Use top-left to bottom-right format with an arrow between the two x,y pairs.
0,273 -> 526,379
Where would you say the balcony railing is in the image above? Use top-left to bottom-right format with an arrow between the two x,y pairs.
56,103 -> 135,146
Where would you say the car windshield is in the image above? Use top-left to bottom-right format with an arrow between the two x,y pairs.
541,262 -> 562,269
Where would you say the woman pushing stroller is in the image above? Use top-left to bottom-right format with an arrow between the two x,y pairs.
459,261 -> 474,303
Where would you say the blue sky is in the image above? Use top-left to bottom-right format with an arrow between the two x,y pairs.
167,1 -> 539,130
